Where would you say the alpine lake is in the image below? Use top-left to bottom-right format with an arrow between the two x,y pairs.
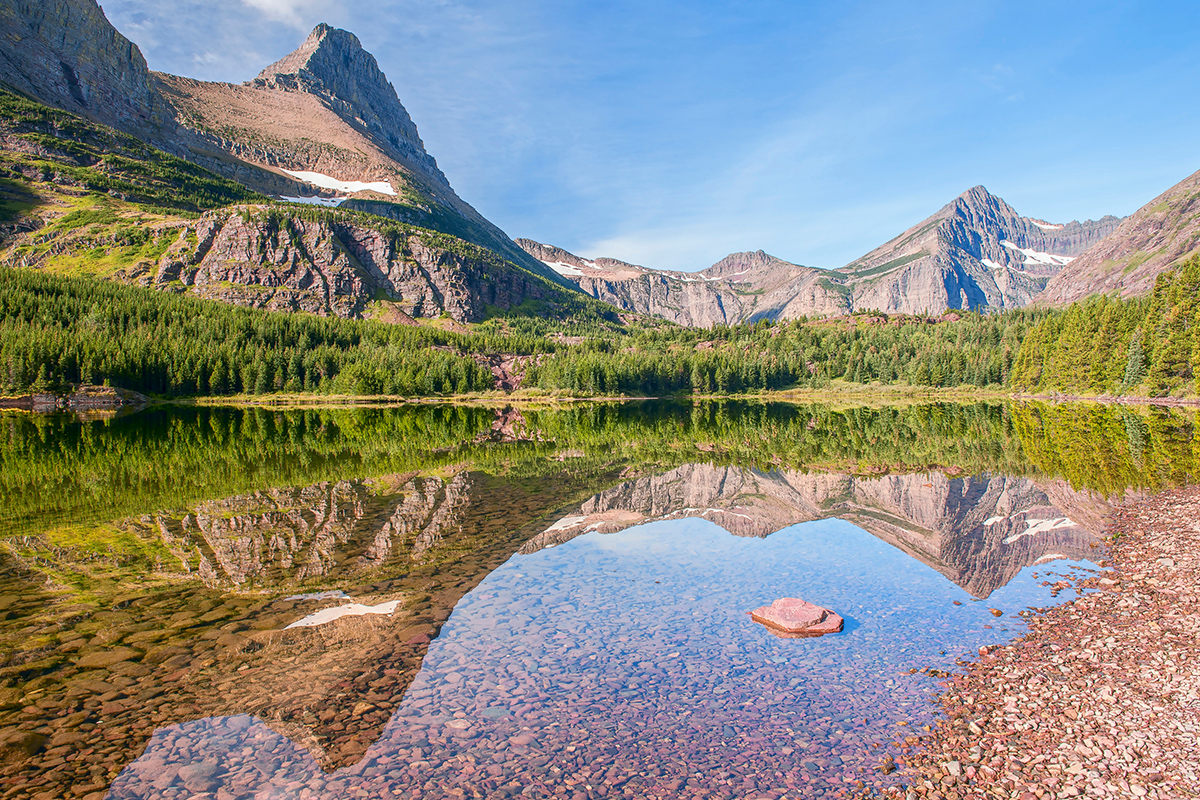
0,399 -> 1195,800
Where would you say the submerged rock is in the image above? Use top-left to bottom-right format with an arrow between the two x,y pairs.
749,598 -> 844,638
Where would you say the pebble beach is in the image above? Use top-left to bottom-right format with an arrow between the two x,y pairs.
888,486 -> 1200,800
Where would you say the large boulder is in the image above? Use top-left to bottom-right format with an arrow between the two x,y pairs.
749,597 -> 843,638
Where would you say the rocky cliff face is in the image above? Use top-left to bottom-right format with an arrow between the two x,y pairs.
0,0 -> 170,137
522,463 -> 1107,598
109,205 -> 567,323
1038,167 -> 1200,305
836,186 -> 1122,315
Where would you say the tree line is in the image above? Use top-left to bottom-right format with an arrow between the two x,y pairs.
524,310 -> 1042,395
1010,256 -> 1200,397
0,268 -> 512,397
3,257 -> 1198,399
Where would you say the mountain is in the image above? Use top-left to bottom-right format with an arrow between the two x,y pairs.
0,0 -> 171,137
0,0 -> 568,287
835,185 -> 1121,314
0,87 -> 593,323
521,187 -> 1121,326
517,239 -> 848,326
1038,167 -> 1200,305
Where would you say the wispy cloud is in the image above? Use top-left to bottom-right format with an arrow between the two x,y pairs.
238,0 -> 336,27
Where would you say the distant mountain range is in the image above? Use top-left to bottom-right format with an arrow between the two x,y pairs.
521,186 -> 1123,324
1,0 -> 1198,327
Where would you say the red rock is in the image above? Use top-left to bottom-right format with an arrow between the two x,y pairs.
749,598 -> 844,638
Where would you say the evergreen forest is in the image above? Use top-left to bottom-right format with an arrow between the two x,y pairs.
2,258 -> 1198,399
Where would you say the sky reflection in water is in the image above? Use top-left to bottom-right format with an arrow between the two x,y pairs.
110,517 -> 1099,800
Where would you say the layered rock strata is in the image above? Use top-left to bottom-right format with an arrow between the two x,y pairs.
80,206 -> 565,323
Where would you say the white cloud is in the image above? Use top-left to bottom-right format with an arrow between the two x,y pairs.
239,0 -> 335,26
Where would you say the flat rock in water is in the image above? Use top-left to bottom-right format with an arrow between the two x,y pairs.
749,597 -> 843,638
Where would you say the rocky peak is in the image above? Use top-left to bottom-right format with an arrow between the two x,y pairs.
939,186 -> 1119,259
248,23 -> 442,181
951,185 -> 1016,218
702,249 -> 805,280
514,238 -> 592,270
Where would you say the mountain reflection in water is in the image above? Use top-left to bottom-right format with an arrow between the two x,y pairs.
110,519 -> 1099,800
0,400 -> 1194,800
525,464 -> 1110,598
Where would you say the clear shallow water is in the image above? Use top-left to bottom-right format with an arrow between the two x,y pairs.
4,399 -> 1184,800
109,518 -> 1099,799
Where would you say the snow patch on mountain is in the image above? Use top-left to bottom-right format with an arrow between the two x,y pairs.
281,169 -> 396,196
1000,240 -> 1075,267
541,260 -> 588,277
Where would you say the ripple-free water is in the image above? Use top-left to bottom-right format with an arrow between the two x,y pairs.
110,518 -> 1098,799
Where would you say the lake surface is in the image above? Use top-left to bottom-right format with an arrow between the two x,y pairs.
0,400 -> 1194,799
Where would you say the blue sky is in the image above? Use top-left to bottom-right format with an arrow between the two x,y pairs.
105,0 -> 1200,271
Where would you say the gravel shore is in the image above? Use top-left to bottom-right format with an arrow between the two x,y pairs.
887,485 -> 1200,800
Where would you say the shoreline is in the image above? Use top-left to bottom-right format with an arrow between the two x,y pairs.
885,486 -> 1200,800
4,384 -> 1199,413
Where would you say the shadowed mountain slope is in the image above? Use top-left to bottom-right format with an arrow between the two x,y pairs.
1038,166 -> 1200,305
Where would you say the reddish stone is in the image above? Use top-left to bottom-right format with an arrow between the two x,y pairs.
749,598 -> 844,638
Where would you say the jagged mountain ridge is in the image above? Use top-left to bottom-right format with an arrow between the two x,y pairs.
521,186 -> 1121,326
1038,166 -> 1200,304
838,186 -> 1121,314
0,0 -> 569,288
517,239 -> 847,326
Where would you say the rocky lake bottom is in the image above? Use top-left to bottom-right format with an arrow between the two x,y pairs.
0,400 -> 1192,800
107,520 -> 1099,800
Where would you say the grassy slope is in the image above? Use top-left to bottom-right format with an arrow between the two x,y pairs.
0,87 -> 620,329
